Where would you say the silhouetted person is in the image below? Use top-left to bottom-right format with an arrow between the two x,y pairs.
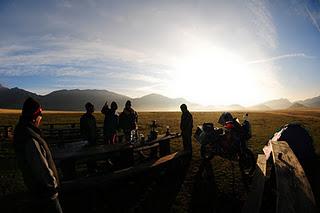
104,101 -> 119,144
180,104 -> 193,153
101,100 -> 109,115
80,102 -> 97,146
119,100 -> 138,142
80,102 -> 97,173
13,97 -> 63,213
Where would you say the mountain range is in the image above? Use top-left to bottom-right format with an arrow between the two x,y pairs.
0,84 -> 319,111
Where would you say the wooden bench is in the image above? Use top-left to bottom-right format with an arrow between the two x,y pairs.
61,151 -> 190,192
52,134 -> 180,180
0,151 -> 191,213
53,143 -> 134,179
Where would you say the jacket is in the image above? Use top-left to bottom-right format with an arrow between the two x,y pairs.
180,111 -> 193,134
104,109 -> 119,135
13,117 -> 60,199
119,108 -> 138,132
80,113 -> 97,145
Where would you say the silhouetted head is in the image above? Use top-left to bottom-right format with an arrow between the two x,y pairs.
111,101 -> 118,111
85,102 -> 94,113
22,97 -> 43,126
125,100 -> 131,109
180,104 -> 188,113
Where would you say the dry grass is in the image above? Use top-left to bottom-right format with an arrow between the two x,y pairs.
0,109 -> 21,114
1,109 -> 319,153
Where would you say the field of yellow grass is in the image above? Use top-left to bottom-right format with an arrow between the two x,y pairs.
1,109 -> 319,153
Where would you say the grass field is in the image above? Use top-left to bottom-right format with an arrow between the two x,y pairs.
1,109 -> 319,153
0,109 -> 319,211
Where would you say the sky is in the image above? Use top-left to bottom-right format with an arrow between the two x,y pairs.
0,0 -> 319,106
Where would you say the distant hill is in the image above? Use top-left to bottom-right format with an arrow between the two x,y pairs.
0,84 -> 40,109
0,84 -> 319,111
262,98 -> 292,110
132,93 -> 190,111
0,85 -> 190,111
297,95 -> 320,108
247,104 -> 272,111
287,103 -> 308,110
214,104 -> 246,111
42,89 -> 130,111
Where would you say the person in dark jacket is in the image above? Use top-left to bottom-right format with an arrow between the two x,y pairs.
104,101 -> 119,144
119,100 -> 138,142
101,100 -> 109,115
80,102 -> 97,146
180,104 -> 193,153
13,97 -> 63,213
80,102 -> 97,173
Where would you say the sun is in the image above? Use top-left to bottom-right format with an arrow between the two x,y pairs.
168,45 -> 264,106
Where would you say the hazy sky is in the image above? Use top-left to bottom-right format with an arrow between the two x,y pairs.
0,0 -> 319,106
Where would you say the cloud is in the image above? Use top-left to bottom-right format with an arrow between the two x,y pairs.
289,0 -> 320,33
305,5 -> 320,33
246,0 -> 277,48
245,53 -> 316,65
0,35 -> 171,94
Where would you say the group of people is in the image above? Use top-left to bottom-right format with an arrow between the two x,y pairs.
12,97 -> 193,213
80,100 -> 138,145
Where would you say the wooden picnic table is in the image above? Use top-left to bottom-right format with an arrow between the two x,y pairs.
53,133 -> 181,180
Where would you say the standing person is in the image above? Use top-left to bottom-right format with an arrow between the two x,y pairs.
119,100 -> 138,142
101,100 -> 109,142
13,97 -> 63,213
101,100 -> 109,115
180,104 -> 193,153
104,101 -> 119,144
80,102 -> 97,146
80,102 -> 97,173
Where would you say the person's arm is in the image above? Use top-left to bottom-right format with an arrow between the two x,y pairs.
25,138 -> 58,196
101,102 -> 109,114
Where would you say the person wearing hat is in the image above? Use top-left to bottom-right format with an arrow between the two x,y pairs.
180,104 -> 193,153
80,102 -> 98,174
119,100 -> 138,142
80,102 -> 97,146
13,97 -> 63,213
104,101 -> 119,144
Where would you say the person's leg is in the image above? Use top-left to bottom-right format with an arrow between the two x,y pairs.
182,133 -> 192,152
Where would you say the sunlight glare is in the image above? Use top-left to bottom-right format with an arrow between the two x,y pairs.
169,45 -> 264,106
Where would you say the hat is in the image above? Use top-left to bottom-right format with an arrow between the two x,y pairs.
22,97 -> 42,119
85,102 -> 94,111
125,100 -> 131,108
180,104 -> 187,111
111,101 -> 118,110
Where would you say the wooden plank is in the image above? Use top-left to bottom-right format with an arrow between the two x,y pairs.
152,152 -> 178,167
133,133 -> 180,148
53,143 -> 132,162
61,151 -> 189,192
134,143 -> 159,152
242,154 -> 266,213
271,141 -> 317,213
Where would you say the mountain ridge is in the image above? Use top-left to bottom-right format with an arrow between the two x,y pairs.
0,84 -> 319,111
